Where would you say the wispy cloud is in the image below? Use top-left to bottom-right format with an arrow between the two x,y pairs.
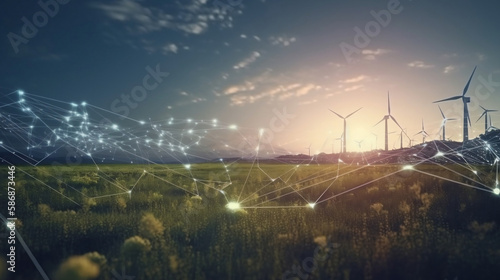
408,60 -> 435,69
92,0 -> 242,52
233,51 -> 261,70
222,77 -> 322,106
344,85 -> 364,92
339,75 -> 370,84
443,65 -> 457,74
269,35 -> 297,47
361,48 -> 391,60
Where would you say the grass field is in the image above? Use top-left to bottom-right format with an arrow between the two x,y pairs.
1,163 -> 500,280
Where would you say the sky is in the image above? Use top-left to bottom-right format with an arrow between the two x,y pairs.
1,0 -> 500,155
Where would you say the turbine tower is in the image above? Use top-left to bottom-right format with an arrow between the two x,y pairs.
374,92 -> 406,151
438,105 -> 456,140
434,66 -> 477,143
305,144 -> 311,157
477,105 -> 498,133
329,107 -> 362,153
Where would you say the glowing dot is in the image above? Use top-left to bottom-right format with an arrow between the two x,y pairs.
338,159 -> 344,163
435,151 -> 445,157
229,124 -> 238,130
259,128 -> 264,136
494,188 -> 500,195
219,190 -> 225,194
226,202 -> 241,211
112,124 -> 118,130
184,164 -> 191,170
139,121 -> 145,125
308,203 -> 316,209
402,165 -> 414,170
456,153 -> 463,157
127,190 -> 132,194
18,90 -> 24,95
187,119 -> 192,123
71,103 -> 77,107
472,170 -> 478,175
81,102 -> 87,106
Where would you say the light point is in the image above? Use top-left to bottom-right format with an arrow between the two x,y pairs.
308,203 -> 316,209
402,165 -> 414,170
229,124 -> 238,130
18,90 -> 24,95
184,164 -> 191,170
226,202 -> 241,211
127,190 -> 132,194
494,188 -> 500,195
435,151 -> 445,157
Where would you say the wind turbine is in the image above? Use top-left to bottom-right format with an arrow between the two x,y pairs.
329,107 -> 362,153
437,105 -> 456,140
335,133 -> 343,153
477,105 -> 498,133
487,117 -> 499,132
354,139 -> 364,150
434,66 -> 477,143
374,92 -> 407,151
371,132 -> 378,150
414,119 -> 429,144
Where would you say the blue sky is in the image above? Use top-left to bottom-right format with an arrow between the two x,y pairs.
2,0 -> 500,154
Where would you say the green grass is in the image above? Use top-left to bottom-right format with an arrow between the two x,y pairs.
1,163 -> 500,280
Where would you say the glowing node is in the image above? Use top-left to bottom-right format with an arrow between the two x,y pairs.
70,103 -> 77,107
139,120 -> 145,125
112,124 -> 118,130
308,203 -> 316,209
226,202 -> 241,211
402,165 -> 414,170
18,90 -> 24,95
494,188 -> 500,195
259,128 -> 264,136
435,151 -> 445,157
472,170 -> 478,175
127,190 -> 132,194
81,102 -> 87,106
219,190 -> 225,194
184,164 -> 191,170
229,124 -> 238,130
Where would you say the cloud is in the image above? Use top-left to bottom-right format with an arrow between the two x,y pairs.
361,48 -> 391,60
93,0 -> 242,52
340,75 -> 369,84
269,35 -> 297,47
223,79 -> 321,106
443,65 -> 456,74
162,43 -> 178,54
344,85 -> 364,92
233,51 -> 261,70
408,60 -> 435,69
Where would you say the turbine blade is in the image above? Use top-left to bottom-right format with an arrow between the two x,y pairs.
433,96 -> 461,103
390,115 -> 404,131
463,66 -> 477,96
373,116 -> 385,127
345,107 -> 362,119
328,109 -> 345,119
438,105 -> 445,119
476,111 -> 486,123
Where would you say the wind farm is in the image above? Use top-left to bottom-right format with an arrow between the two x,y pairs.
2,1 -> 500,279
